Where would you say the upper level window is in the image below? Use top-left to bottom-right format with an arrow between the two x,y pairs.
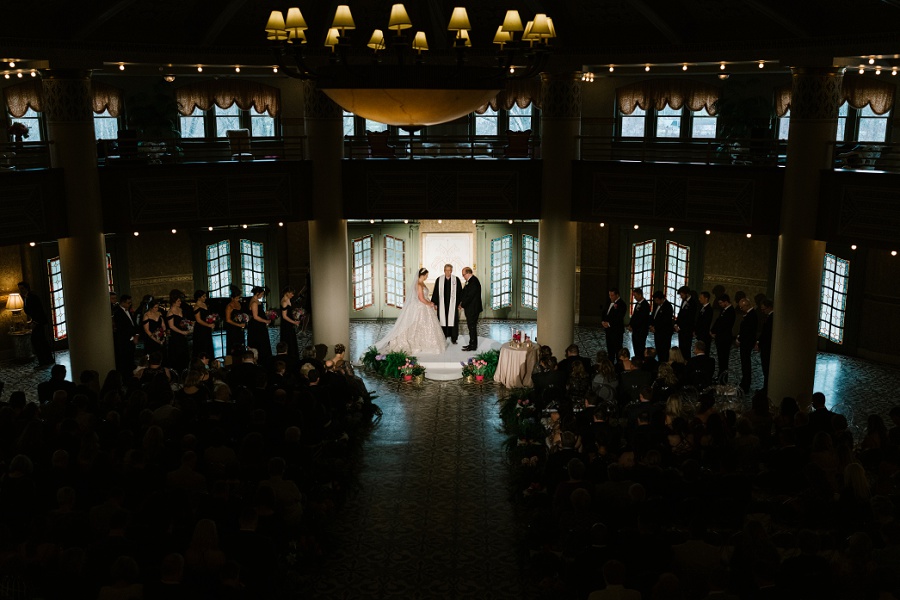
48,257 -> 66,341
215,105 -> 241,138
836,103 -> 848,142
777,109 -> 791,141
619,104 -> 717,140
620,106 -> 646,138
94,109 -> 119,140
250,110 -> 276,137
858,106 -> 890,142
9,107 -> 42,142
342,111 -> 355,137
509,104 -> 532,131
691,107 -> 717,139
819,253 -> 849,344
476,106 -> 499,136
473,105 -> 537,137
656,105 -> 682,138
179,105 -> 279,138
364,119 -> 388,133
180,107 -> 206,139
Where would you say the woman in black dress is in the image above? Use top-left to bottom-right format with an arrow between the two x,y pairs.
192,290 -> 215,360
247,286 -> 273,361
166,290 -> 190,373
279,286 -> 300,358
224,287 -> 246,357
140,299 -> 166,353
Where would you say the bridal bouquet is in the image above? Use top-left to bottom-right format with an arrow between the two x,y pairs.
232,313 -> 249,325
266,309 -> 279,322
205,313 -> 219,325
153,329 -> 168,344
181,320 -> 194,335
291,307 -> 305,321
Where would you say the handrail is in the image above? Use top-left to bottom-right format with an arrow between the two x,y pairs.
577,136 -> 787,167
830,141 -> 900,173
96,135 -> 309,166
344,134 -> 540,159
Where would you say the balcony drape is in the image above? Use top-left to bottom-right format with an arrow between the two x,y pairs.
775,74 -> 894,117
175,79 -> 281,117
616,79 -> 720,115
4,81 -> 43,118
475,77 -> 542,114
91,81 -> 123,117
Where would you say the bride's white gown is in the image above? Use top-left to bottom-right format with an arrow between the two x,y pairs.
374,282 -> 447,356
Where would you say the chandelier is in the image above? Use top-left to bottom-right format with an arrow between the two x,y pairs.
264,4 -> 556,127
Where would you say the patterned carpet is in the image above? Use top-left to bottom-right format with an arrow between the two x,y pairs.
1,320 -> 900,598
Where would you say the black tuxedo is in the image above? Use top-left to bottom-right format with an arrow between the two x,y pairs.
695,302 -> 713,352
23,291 -> 53,365
651,300 -> 674,362
758,312 -> 773,391
712,305 -> 736,378
113,306 -> 137,375
431,275 -> 463,342
737,307 -> 759,391
459,275 -> 483,348
686,354 -> 716,389
630,298 -> 651,359
675,296 -> 697,359
603,297 -> 627,359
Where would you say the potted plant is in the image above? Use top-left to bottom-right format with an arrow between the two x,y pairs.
411,363 -> 426,384
713,76 -> 776,164
472,359 -> 489,382
7,122 -> 29,143
398,358 -> 417,381
461,358 -> 475,382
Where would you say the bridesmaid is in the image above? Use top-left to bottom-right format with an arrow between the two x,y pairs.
192,289 -> 215,360
141,299 -> 166,353
247,285 -> 273,361
279,286 -> 300,358
224,287 -> 246,357
166,290 -> 190,373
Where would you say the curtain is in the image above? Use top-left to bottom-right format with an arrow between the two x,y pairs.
4,81 -> 43,118
175,79 -> 281,117
91,81 -> 123,117
475,77 -> 542,114
776,75 -> 894,117
616,79 -> 720,115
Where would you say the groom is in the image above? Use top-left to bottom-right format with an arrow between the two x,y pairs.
459,267 -> 482,351
431,264 -> 463,344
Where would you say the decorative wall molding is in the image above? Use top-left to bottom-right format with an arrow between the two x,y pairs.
703,274 -> 769,287
130,274 -> 193,287
42,71 -> 93,123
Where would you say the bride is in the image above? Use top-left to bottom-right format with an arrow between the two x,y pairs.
374,268 -> 447,356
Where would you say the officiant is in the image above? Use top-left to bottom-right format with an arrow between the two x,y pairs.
431,264 -> 463,344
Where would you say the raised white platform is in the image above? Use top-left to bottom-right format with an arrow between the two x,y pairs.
417,335 -> 502,381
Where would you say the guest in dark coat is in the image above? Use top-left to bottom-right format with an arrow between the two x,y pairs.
757,298 -> 774,392
113,294 -> 138,376
602,287 -> 627,360
674,285 -> 697,361
629,287 -> 651,362
736,297 -> 759,392
695,291 -> 714,354
19,281 -> 54,366
711,294 -> 736,380
650,291 -> 674,363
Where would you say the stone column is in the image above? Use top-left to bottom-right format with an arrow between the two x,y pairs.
536,72 -> 582,356
304,82 -> 350,354
769,66 -> 843,401
42,70 -> 115,376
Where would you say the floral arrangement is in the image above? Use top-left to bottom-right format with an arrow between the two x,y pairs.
361,346 -> 418,379
152,328 -> 168,344
398,359 -> 417,376
232,313 -> 249,324
291,307 -> 305,321
472,359 -> 489,376
205,313 -> 219,325
7,123 -> 29,139
460,358 -> 476,378
266,309 -> 279,321
181,320 -> 194,335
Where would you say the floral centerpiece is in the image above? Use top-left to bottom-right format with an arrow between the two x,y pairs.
232,313 -> 249,325
205,313 -> 219,325
7,123 -> 29,142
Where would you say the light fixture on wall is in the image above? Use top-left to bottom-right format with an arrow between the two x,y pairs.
6,293 -> 24,332
265,4 -> 556,127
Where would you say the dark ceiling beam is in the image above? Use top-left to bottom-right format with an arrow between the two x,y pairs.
880,0 -> 900,8
742,0 -> 810,39
72,0 -> 139,41
203,0 -> 250,47
631,0 -> 682,45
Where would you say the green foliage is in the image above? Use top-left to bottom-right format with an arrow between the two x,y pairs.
361,347 -> 420,379
473,349 -> 500,380
361,346 -> 379,371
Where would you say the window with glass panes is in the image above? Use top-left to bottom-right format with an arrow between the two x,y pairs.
47,257 -> 67,341
352,236 -> 374,310
621,106 -> 646,138
521,235 -> 539,310
630,241 -> 656,313
106,253 -> 115,293
664,241 -> 690,316
476,106 -> 499,136
819,253 -> 849,344
250,109 -> 276,137
240,239 -> 265,297
858,106 -> 890,142
180,106 -> 205,138
836,103 -> 848,142
207,241 -> 232,298
215,104 -> 241,138
656,105 -> 682,138
490,235 -> 512,309
691,107 -> 717,138
94,109 -> 119,140
9,107 -> 42,141
364,119 -> 388,133
777,109 -> 791,141
384,235 -> 405,308
342,111 -> 356,137
508,104 -> 532,131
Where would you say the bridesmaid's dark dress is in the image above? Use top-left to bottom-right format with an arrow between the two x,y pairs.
192,306 -> 215,359
166,313 -> 190,372
225,307 -> 245,357
141,316 -> 165,353
247,301 -> 272,361
279,303 -> 299,358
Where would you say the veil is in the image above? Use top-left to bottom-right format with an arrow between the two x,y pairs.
373,278 -> 425,353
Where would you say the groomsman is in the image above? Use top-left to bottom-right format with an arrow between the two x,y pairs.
113,294 -> 138,375
602,287 -> 627,360
695,291 -> 713,353
736,298 -> 759,392
650,291 -> 674,363
628,288 -> 651,360
711,293 -> 736,380
757,298 -> 774,392
674,285 -> 697,360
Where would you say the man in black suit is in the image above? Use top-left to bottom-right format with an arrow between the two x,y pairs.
431,264 -> 463,344
113,294 -> 138,376
37,364 -> 77,404
602,287 -> 627,360
18,281 -> 54,366
228,350 -> 265,390
650,291 -> 674,363
711,294 -> 736,381
557,344 -> 592,378
736,297 -> 759,392
674,285 -> 697,360
459,267 -> 483,351
756,298 -> 774,392
686,340 -> 716,389
628,287 -> 651,361
695,291 -> 713,354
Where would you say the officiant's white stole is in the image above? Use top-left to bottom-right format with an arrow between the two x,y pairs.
436,276 -> 460,327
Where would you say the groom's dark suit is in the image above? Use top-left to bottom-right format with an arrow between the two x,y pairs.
459,275 -> 483,350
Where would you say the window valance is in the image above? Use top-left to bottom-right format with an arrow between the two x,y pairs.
91,81 -> 123,117
475,77 -> 542,114
774,74 -> 894,117
175,79 -> 281,117
616,79 -> 720,115
4,81 -> 43,118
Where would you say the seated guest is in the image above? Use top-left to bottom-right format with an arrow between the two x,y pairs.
618,366 -> 653,406
533,346 -> 553,375
228,350 -> 265,391
591,357 -> 618,401
137,352 -> 172,386
587,560 -> 641,600
37,364 -> 77,404
533,356 -> 566,405
262,342 -> 300,376
668,347 -> 688,382
558,344 -> 592,379
642,347 -> 660,378
567,361 -> 591,403
614,349 -> 638,375
686,340 -> 715,389
651,363 -> 680,404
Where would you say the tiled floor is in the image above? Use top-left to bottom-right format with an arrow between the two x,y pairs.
2,320 -> 900,598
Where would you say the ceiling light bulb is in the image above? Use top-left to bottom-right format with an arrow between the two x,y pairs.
609,65 -> 615,72
273,66 -> 278,73
633,224 -> 639,229
118,64 -> 125,71
876,67 -> 882,75
869,57 -> 876,64
669,227 -> 675,232
859,65 -> 865,74
197,66 -> 203,72
133,231 -> 139,236
472,220 -> 476,224
705,230 -> 711,235
851,244 -> 857,250
164,75 -> 175,82
370,219 -> 374,224
438,219 -> 443,224
599,222 -> 605,227
644,65 -> 650,72
720,62 -> 726,70
682,64 -> 688,71
208,226 -> 213,231
508,220 -> 513,224
171,229 -> 177,234
235,66 -> 241,73
893,68 -> 898,76
893,250 -> 898,257
404,219 -> 409,224
241,224 -> 248,229
509,66 -> 515,74
29,242 -> 35,247
3,75 -> 8,79
16,73 -> 22,78
746,233 -> 752,238
29,70 -> 35,77
278,222 -> 284,227
758,61 -> 764,68
8,61 -> 14,68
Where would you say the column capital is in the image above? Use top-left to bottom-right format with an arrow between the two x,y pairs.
41,70 -> 93,124
303,81 -> 342,120
539,72 -> 583,119
789,66 -> 844,121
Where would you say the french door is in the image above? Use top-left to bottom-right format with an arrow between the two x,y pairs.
348,223 -> 420,319
477,223 -> 539,320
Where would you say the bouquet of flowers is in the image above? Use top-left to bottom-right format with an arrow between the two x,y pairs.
266,309 -> 279,322
7,123 -> 29,140
291,307 -> 305,321
472,359 -> 489,376
181,320 -> 194,335
205,313 -> 219,325
460,358 -> 476,378
153,328 -> 168,344
232,313 -> 249,324
398,359 -> 418,376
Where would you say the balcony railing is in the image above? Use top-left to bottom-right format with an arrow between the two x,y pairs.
578,136 -> 787,167
831,142 -> 900,173
0,141 -> 52,171
343,134 -> 539,160
96,136 -> 308,166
